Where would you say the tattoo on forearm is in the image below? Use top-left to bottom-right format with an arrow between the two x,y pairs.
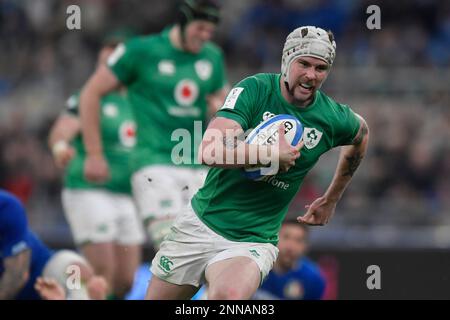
342,152 -> 363,177
352,122 -> 368,145
222,136 -> 238,150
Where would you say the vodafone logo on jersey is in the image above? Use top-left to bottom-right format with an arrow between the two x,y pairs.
119,121 -> 136,148
174,79 -> 199,107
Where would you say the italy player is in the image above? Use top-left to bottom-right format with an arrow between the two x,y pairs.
48,39 -> 144,299
78,0 -> 228,248
0,190 -> 106,300
146,26 -> 369,299
254,220 -> 326,300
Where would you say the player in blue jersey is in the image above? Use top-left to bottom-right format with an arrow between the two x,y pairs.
254,219 -> 325,300
0,190 -> 106,299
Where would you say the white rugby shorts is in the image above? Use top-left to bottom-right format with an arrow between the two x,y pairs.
131,165 -> 208,222
62,189 -> 145,246
150,204 -> 278,287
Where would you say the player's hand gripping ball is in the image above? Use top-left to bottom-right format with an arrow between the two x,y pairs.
243,114 -> 303,180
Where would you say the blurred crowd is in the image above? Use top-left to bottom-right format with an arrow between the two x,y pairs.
1,0 -> 449,246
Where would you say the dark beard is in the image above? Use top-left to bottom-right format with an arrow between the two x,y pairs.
284,81 -> 314,108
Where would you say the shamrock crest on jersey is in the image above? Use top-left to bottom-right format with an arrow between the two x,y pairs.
303,127 -> 323,149
195,60 -> 212,80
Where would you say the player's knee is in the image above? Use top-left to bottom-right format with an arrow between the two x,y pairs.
92,262 -> 114,279
208,284 -> 247,300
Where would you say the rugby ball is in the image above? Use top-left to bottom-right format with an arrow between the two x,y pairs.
243,114 -> 303,180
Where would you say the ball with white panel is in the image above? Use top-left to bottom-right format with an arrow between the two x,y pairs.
243,114 -> 303,180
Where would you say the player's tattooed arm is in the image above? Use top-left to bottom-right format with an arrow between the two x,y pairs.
342,152 -> 363,177
222,136 -> 239,150
351,117 -> 369,146
297,114 -> 369,226
298,115 -> 369,226
342,118 -> 369,177
0,250 -> 31,299
200,117 -> 273,168
323,115 -> 369,202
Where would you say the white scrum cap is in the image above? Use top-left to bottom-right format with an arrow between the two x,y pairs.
281,26 -> 336,82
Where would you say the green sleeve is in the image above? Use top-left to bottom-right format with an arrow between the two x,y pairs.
210,49 -> 228,93
215,76 -> 261,131
107,39 -> 140,85
332,104 -> 361,147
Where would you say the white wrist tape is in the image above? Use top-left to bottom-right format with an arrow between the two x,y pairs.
52,140 -> 69,157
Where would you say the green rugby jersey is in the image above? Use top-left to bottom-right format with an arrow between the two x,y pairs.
63,91 -> 136,194
108,27 -> 227,171
191,73 -> 360,245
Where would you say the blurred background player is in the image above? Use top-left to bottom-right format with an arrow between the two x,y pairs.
254,219 -> 326,300
48,36 -> 144,299
0,190 -> 107,300
78,0 -> 229,248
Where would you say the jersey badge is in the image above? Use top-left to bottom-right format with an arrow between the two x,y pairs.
174,79 -> 199,106
103,104 -> 118,117
158,60 -> 176,75
119,121 -> 136,148
303,127 -> 323,149
195,60 -> 212,80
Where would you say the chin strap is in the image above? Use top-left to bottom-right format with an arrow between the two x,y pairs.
284,80 -> 291,93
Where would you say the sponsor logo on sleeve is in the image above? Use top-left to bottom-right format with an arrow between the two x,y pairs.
221,87 -> 244,110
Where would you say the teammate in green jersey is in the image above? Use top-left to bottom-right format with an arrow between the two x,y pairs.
48,41 -> 144,299
78,0 -> 228,248
146,26 -> 370,300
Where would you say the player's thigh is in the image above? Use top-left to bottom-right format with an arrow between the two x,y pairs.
61,189 -> 118,245
145,275 -> 199,300
113,243 -> 141,288
205,256 -> 261,300
205,242 -> 278,300
81,242 -> 115,283
149,205 -> 214,288
112,194 -> 143,286
115,194 -> 145,247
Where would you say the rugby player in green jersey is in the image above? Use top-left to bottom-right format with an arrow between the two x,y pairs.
79,0 -> 228,248
48,40 -> 144,299
146,26 -> 369,300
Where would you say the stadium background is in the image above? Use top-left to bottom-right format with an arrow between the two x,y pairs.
1,0 -> 449,299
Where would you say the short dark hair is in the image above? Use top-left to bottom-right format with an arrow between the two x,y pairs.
178,0 -> 221,29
